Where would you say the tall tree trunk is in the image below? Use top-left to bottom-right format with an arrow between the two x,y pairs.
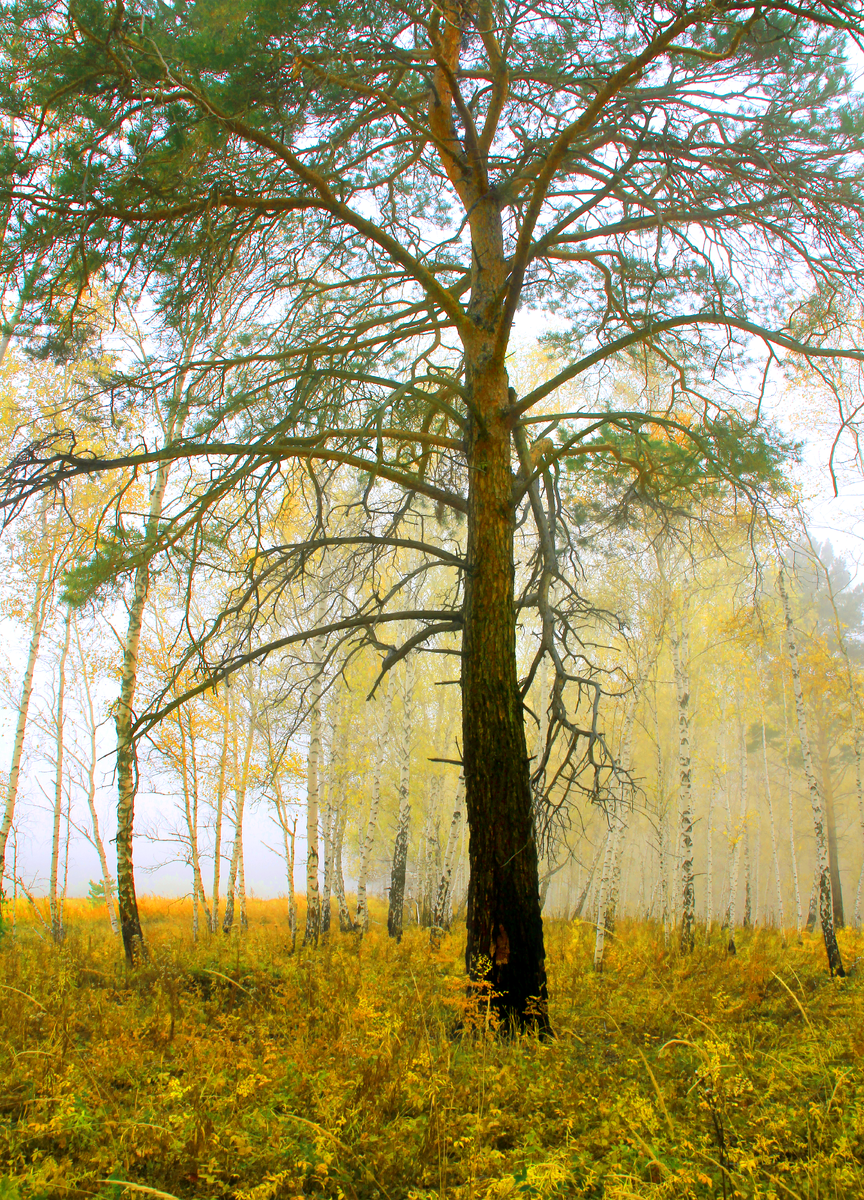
222,688 -> 255,935
462,368 -> 548,1030
388,655 -> 414,941
356,669 -> 395,932
726,723 -> 748,955
816,719 -> 844,927
179,712 -> 211,937
778,569 -> 845,976
782,683 -> 803,931
761,715 -> 786,936
320,704 -> 336,935
428,11 -> 547,1027
210,686 -> 230,933
669,604 -> 695,952
49,608 -> 72,944
303,630 -> 324,947
0,502 -> 51,915
418,775 -> 439,929
75,620 -> 119,935
272,776 -> 297,949
332,796 -> 353,932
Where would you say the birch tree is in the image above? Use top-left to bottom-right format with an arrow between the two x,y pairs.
387,654 -> 415,942
777,568 -> 845,976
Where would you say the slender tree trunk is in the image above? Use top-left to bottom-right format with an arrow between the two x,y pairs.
805,871 -> 819,932
210,685 -> 230,932
357,670 -> 394,932
816,719 -> 844,928
0,503 -> 51,915
331,791 -> 353,932
238,839 -> 248,931
418,774 -> 440,928
853,722 -> 864,928
706,782 -> 715,928
572,837 -> 605,920
388,655 -> 414,941
223,689 -> 256,935
75,621 -> 119,935
669,605 -> 695,952
320,702 -> 337,935
762,715 -> 786,937
778,569 -> 845,976
303,631 -> 324,947
180,714 -> 211,936
782,683 -> 803,932
433,780 -> 464,930
49,608 -> 72,944
593,822 -> 618,970
727,723 -> 748,954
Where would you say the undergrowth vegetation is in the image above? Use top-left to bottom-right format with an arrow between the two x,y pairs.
1,899 -> 862,1199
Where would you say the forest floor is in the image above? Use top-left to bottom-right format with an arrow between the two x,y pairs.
0,899 -> 862,1200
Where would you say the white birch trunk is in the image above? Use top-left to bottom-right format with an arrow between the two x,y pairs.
0,502 -> 51,911
781,683 -> 803,931
669,604 -> 695,951
726,723 -> 748,954
777,568 -> 845,975
593,823 -> 617,970
761,716 -> 786,935
49,608 -> 72,944
388,654 -> 414,941
320,694 -> 340,934
432,779 -> 464,930
211,685 -> 230,933
75,621 -> 118,935
179,712 -> 211,937
706,782 -> 715,927
303,629 -> 324,947
223,688 -> 256,934
356,669 -> 395,932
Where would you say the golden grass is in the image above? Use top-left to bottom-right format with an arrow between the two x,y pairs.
1,900 -> 862,1199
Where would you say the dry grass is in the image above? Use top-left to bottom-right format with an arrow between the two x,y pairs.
1,899 -> 862,1199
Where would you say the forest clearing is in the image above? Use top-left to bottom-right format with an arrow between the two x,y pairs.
2,900 -> 863,1200
5,1 -> 864,1197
